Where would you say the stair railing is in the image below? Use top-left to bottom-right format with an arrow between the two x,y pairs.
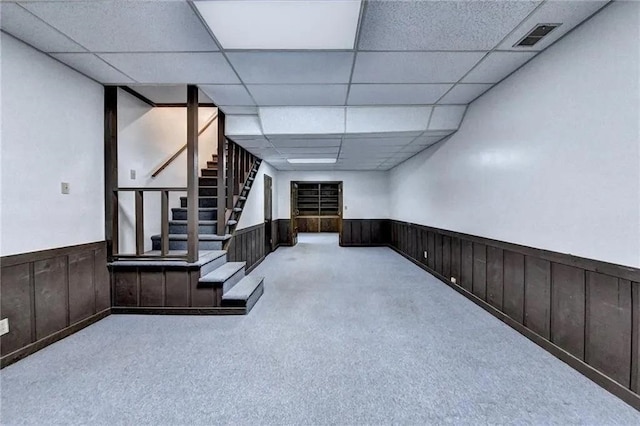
112,187 -> 188,260
150,111 -> 218,178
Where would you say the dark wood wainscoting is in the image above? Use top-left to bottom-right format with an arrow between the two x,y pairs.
227,223 -> 266,273
388,220 -> 640,409
340,219 -> 390,246
275,219 -> 295,247
1,241 -> 110,368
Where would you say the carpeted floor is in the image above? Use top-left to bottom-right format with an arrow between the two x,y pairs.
1,233 -> 638,425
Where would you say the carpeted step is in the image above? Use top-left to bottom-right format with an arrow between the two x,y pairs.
199,262 -> 246,293
201,168 -> 218,177
151,234 -> 231,251
221,276 -> 264,313
199,186 -> 218,196
171,207 -> 217,221
180,196 -> 218,208
169,220 -> 217,234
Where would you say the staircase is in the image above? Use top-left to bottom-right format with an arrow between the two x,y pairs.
110,152 -> 265,314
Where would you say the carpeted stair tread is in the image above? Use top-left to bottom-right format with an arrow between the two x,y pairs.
150,234 -> 232,241
108,250 -> 226,268
222,276 -> 264,311
199,262 -> 246,285
169,220 -> 217,225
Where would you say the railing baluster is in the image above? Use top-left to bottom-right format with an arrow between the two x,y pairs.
161,190 -> 169,256
239,147 -> 246,193
216,112 -> 226,236
112,190 -> 119,256
135,190 -> 144,255
235,143 -> 241,196
227,140 -> 235,210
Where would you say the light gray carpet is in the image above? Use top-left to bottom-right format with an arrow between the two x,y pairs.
1,233 -> 638,425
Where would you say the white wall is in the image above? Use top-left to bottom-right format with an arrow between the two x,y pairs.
389,1 -> 640,268
236,161 -> 278,230
117,89 -> 217,253
0,34 -> 105,256
276,171 -> 389,220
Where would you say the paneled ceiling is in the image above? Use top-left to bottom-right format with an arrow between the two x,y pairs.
1,0 -> 610,170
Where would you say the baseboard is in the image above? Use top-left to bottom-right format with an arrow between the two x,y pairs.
111,306 -> 246,315
387,244 -> 640,411
246,255 -> 265,274
0,308 -> 111,369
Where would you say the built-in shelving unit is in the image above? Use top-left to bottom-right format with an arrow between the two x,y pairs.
292,182 -> 342,233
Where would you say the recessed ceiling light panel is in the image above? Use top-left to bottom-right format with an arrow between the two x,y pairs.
195,0 -> 362,50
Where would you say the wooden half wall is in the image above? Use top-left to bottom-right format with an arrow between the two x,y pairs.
0,241 -> 110,367
340,218 -> 640,409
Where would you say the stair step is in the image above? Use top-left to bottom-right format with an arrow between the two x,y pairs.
201,168 -> 218,177
169,220 -> 219,234
199,262 -> 246,292
180,196 -> 218,208
207,161 -> 218,168
199,186 -> 218,196
233,207 -> 242,212
222,276 -> 264,313
151,233 -> 232,251
172,207 -> 217,221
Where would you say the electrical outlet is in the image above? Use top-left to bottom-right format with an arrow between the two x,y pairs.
423,251 -> 428,259
61,182 -> 70,194
0,318 -> 9,336
451,277 -> 457,284
130,169 -> 136,180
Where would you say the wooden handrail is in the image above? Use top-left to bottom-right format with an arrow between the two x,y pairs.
150,111 -> 218,178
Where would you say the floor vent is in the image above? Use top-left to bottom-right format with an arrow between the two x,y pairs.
514,23 -> 561,47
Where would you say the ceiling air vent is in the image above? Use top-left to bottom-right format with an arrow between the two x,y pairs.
514,23 -> 561,47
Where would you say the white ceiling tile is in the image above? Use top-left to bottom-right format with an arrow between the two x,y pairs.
232,138 -> 272,149
278,147 -> 339,155
270,139 -> 342,148
498,1 -> 609,51
0,3 -> 86,53
462,52 -> 537,83
344,131 -> 423,139
195,0 -> 361,49
341,137 -> 415,146
438,84 -> 494,104
260,107 -> 345,135
227,52 -> 354,84
218,106 -> 258,115
248,85 -> 348,106
348,84 -> 451,105
428,106 -> 467,131
358,0 -> 540,50
225,115 -> 263,137
98,53 -> 239,84
346,106 -> 431,134
352,52 -> 485,83
200,85 -> 255,106
127,85 -> 213,104
22,1 -> 217,52
51,53 -> 133,83
410,135 -> 447,147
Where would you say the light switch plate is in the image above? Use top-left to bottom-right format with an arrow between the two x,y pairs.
451,277 -> 457,284
61,182 -> 70,194
0,318 -> 9,336
424,251 -> 428,259
130,169 -> 136,180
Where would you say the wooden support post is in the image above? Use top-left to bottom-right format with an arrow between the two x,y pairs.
186,85 -> 199,262
235,145 -> 241,196
135,190 -> 144,255
216,111 -> 226,236
104,86 -> 118,259
161,190 -> 169,256
239,148 -> 246,193
227,141 -> 235,209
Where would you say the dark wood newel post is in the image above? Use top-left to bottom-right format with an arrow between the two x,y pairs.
104,86 -> 118,260
227,141 -> 235,210
186,85 -> 199,262
217,111 -> 226,236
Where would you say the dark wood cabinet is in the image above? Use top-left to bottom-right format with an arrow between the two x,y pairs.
291,182 -> 342,233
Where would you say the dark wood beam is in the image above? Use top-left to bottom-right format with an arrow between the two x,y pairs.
186,85 -> 199,262
217,111 -> 226,236
104,86 -> 118,260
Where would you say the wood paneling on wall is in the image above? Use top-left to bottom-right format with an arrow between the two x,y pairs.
340,219 -> 389,246
0,241 -> 110,367
227,223 -> 266,273
388,219 -> 640,409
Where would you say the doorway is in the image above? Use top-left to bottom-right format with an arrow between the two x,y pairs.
264,174 -> 273,253
290,181 -> 343,244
